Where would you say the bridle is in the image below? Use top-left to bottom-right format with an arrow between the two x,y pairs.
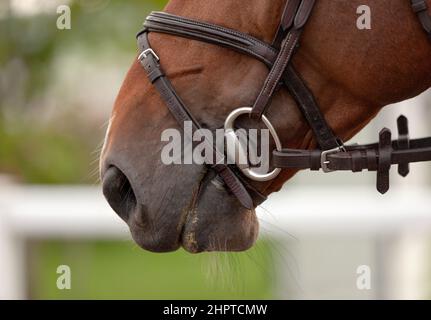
136,0 -> 431,209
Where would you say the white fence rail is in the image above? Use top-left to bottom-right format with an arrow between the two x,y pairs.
1,183 -> 431,299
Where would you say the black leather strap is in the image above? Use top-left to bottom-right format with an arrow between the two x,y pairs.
397,115 -> 410,177
412,0 -> 431,40
273,139 -> 431,170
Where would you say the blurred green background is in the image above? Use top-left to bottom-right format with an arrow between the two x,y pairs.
28,240 -> 275,299
0,0 -> 276,299
0,0 -> 165,184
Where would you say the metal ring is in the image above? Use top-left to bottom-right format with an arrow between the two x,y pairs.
224,107 -> 282,182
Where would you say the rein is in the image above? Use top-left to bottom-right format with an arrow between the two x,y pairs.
136,0 -> 431,209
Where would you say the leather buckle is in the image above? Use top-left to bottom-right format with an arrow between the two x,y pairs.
320,145 -> 346,173
138,48 -> 160,62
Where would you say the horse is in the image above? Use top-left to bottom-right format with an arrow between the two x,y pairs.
100,0 -> 431,253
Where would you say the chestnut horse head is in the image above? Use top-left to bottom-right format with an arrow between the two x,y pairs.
100,0 -> 431,253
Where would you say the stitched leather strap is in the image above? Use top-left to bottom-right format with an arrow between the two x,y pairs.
282,66 -> 340,150
144,12 -> 278,66
251,29 -> 302,119
251,0 -> 316,119
273,0 -> 302,47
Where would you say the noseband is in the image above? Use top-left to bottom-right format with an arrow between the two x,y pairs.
137,0 -> 431,209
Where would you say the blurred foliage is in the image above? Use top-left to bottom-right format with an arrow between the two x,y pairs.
28,240 -> 276,299
0,0 -> 167,183
0,116 -> 94,183
1,0 -> 166,89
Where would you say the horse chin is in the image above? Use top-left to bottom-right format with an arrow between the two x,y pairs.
180,176 -> 260,253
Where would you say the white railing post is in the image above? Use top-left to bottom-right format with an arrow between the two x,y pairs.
0,209 -> 25,299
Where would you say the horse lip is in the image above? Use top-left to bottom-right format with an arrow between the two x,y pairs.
179,168 -> 208,251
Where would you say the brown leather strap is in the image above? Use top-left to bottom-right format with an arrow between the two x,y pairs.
273,139 -> 431,167
137,6 -> 431,202
143,11 -> 340,151
273,0 -> 302,48
251,0 -> 316,119
273,138 -> 431,171
138,33 -> 257,209
144,12 -> 278,66
283,66 -> 341,150
412,0 -> 431,40
273,116 -> 431,194
251,29 -> 302,119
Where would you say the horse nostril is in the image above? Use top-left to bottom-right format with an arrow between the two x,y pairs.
102,166 -> 137,222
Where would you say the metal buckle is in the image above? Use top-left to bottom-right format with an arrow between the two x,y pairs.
138,48 -> 160,62
224,107 -> 282,182
320,145 -> 346,173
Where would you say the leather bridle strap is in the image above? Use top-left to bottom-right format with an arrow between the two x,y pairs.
273,139 -> 431,172
273,117 -> 431,193
412,0 -> 431,40
273,0 -> 302,47
251,0 -> 315,119
282,66 -> 341,150
274,137 -> 431,192
144,12 -> 279,65
273,0 -> 340,150
143,8 -> 340,151
137,33 -> 261,209
136,0 -> 431,207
